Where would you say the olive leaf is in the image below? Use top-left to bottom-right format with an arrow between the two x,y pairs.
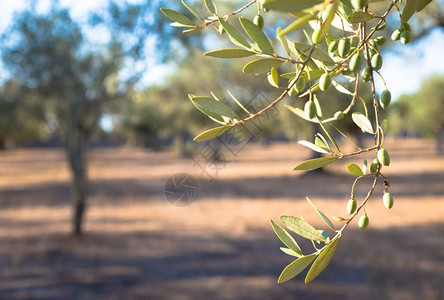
305,238 -> 340,283
189,95 -> 238,124
347,163 -> 364,176
298,140 -> 330,154
306,197 -> 336,231
181,0 -> 203,22
294,157 -> 339,171
204,0 -> 216,14
279,12 -> 317,36
348,11 -> 375,23
280,247 -> 302,257
262,0 -> 323,12
160,8 -> 195,27
218,18 -> 250,48
352,112 -> 374,134
270,219 -> 303,255
280,215 -> 327,242
193,126 -> 230,141
243,59 -> 284,75
402,0 -> 420,22
204,49 -> 256,58
278,254 -> 317,283
239,17 -> 274,54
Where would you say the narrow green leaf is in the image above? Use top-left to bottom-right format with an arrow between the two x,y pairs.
243,59 -> 284,75
313,1 -> 338,44
276,27 -> 291,56
348,11 -> 375,23
279,12 -> 317,36
317,120 -> 340,152
262,0 -> 323,12
416,0 -> 432,12
270,220 -> 303,255
362,160 -> 368,175
160,8 -> 195,27
298,141 -> 329,154
227,90 -> 251,114
278,254 -> 317,283
239,17 -> 274,54
352,112 -> 374,134
306,197 -> 336,231
204,0 -> 216,14
181,0 -> 203,22
280,247 -> 302,257
332,80 -> 354,95
294,157 -> 339,171
347,163 -> 364,176
189,95 -> 238,124
218,18 -> 250,48
293,43 -> 335,65
401,0 -> 420,22
280,215 -> 327,242
305,238 -> 340,283
194,126 -> 230,141
204,49 -> 256,58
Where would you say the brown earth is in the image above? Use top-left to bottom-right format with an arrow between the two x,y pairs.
0,138 -> 442,300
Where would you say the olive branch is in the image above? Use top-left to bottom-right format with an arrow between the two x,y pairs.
161,0 -> 429,283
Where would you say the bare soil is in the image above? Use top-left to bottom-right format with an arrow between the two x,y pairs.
0,138 -> 442,300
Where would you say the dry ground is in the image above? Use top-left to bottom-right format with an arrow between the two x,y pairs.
0,138 -> 442,300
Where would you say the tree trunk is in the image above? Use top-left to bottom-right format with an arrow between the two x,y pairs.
66,103 -> 89,235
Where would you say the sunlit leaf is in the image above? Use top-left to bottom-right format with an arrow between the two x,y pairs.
315,136 -> 330,152
270,220 -> 303,255
279,12 -> 317,36
401,0 -> 420,22
352,112 -> 374,134
194,126 -> 230,141
293,157 -> 339,171
204,0 -> 216,14
280,247 -> 301,257
218,18 -> 250,48
262,0 -> 323,12
416,0 -> 432,12
268,67 -> 280,88
204,49 -> 256,58
306,197 -> 336,231
362,160 -> 368,175
181,0 -> 203,22
332,80 -> 354,95
239,17 -> 274,54
280,215 -> 327,242
278,254 -> 317,283
160,8 -> 195,27
189,95 -> 238,124
347,163 -> 364,176
298,141 -> 330,154
305,238 -> 340,283
293,43 -> 335,65
243,58 -> 284,75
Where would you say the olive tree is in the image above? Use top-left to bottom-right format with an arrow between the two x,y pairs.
161,0 -> 431,283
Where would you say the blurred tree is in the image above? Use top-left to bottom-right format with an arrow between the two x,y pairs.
388,75 -> 444,154
1,0 -> 196,235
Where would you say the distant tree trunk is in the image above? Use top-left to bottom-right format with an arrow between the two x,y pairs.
437,131 -> 444,155
66,102 -> 89,235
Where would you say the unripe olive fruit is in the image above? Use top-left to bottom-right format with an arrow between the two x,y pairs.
319,73 -> 331,91
402,22 -> 411,31
377,22 -> 386,31
351,0 -> 368,10
338,38 -> 351,58
347,198 -> 357,214
377,148 -> 390,166
375,36 -> 386,46
334,111 -> 344,120
379,90 -> 391,109
312,27 -> 323,44
349,53 -> 362,73
358,214 -> 369,231
370,158 -> 380,173
305,100 -> 317,119
391,29 -> 402,41
400,30 -> 411,44
295,77 -> 306,92
371,54 -> 383,70
328,40 -> 338,53
253,15 -> 264,29
361,67 -> 370,82
383,192 -> 394,209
